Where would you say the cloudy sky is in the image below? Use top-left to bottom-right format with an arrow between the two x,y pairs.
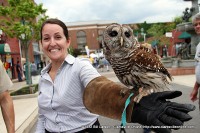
35,0 -> 192,24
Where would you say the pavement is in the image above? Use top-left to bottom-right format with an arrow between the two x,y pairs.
0,66 -> 197,133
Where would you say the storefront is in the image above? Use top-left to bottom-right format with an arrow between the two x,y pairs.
0,43 -> 12,79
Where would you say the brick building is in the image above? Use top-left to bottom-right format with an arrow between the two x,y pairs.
66,20 -> 116,53
0,0 -> 35,79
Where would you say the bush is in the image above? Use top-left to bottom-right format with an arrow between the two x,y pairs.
10,84 -> 38,96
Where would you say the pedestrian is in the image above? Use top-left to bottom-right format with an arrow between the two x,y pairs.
16,61 -> 23,82
93,57 -> 97,68
98,57 -> 104,72
36,18 -> 195,133
190,12 -> 200,110
31,61 -> 37,72
0,60 -> 15,133
102,57 -> 109,71
23,63 -> 26,79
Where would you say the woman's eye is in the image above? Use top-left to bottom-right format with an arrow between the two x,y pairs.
55,36 -> 62,39
43,37 -> 49,41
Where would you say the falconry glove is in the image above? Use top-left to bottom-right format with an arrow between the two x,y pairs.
83,76 -> 195,133
131,91 -> 195,133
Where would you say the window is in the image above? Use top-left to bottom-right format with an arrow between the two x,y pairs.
98,30 -> 103,48
77,31 -> 86,50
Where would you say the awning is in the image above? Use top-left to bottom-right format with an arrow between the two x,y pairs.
0,43 -> 11,54
178,31 -> 191,39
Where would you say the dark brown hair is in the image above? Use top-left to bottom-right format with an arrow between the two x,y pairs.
40,18 -> 69,41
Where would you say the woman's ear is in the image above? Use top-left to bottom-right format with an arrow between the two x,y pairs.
39,40 -> 42,46
66,37 -> 71,48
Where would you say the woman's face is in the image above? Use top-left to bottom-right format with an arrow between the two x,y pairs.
194,19 -> 200,35
41,24 -> 70,62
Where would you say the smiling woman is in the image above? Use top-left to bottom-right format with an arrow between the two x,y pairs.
34,18 -> 196,133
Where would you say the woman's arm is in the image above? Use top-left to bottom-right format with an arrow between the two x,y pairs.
0,91 -> 15,133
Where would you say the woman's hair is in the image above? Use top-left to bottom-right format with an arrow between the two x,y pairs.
192,13 -> 200,24
40,18 -> 69,40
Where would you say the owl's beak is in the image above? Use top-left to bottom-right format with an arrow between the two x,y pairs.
121,37 -> 123,46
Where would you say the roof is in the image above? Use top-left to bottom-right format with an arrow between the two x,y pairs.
65,20 -> 117,27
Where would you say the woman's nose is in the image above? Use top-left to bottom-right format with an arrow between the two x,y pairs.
49,38 -> 56,46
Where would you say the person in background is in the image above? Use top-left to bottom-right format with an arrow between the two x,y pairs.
23,63 -> 26,80
102,57 -> 109,71
0,60 -> 15,133
31,61 -> 37,72
98,57 -> 104,72
16,61 -> 22,82
36,18 -> 195,133
190,12 -> 200,110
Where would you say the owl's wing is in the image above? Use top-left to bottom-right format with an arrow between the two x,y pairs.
129,48 -> 172,80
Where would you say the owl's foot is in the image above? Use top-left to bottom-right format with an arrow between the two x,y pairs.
134,88 -> 154,103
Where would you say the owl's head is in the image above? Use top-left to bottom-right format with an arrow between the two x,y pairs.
102,23 -> 138,53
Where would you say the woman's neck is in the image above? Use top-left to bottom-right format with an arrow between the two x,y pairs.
48,60 -> 63,82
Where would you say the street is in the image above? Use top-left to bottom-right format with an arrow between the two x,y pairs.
30,81 -> 200,133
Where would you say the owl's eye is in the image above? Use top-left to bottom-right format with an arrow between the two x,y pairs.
109,31 -> 118,37
125,32 -> 131,38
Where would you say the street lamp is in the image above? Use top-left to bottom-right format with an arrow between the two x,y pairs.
141,28 -> 146,43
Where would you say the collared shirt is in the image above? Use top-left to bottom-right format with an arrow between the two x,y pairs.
195,43 -> 200,84
36,54 -> 101,133
195,42 -> 200,60
0,60 -> 13,93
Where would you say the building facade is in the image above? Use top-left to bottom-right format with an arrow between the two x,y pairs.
0,0 -> 35,79
66,20 -> 116,53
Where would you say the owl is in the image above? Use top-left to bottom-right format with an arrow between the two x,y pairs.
102,23 -> 172,102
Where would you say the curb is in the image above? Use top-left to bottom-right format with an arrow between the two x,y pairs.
11,93 -> 38,100
16,107 -> 38,133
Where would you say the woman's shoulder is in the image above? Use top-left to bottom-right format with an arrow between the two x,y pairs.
75,57 -> 92,65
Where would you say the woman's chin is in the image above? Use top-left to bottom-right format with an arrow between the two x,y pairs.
49,55 -> 62,61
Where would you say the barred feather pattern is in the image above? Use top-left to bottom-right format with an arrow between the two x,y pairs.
102,23 -> 173,101
107,48 -> 172,92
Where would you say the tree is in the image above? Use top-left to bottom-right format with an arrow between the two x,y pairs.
0,0 -> 47,86
172,16 -> 183,26
133,21 -> 151,42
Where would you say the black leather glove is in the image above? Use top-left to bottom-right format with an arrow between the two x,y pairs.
131,91 -> 195,133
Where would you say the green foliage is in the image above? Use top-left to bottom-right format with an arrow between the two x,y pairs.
67,46 -> 74,55
133,21 -> 151,37
0,0 -> 48,85
147,23 -> 165,37
0,0 -> 48,43
10,84 -> 38,96
172,16 -> 183,25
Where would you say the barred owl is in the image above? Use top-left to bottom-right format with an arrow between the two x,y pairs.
102,23 -> 172,102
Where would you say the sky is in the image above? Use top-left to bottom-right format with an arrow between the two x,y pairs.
35,0 -> 192,24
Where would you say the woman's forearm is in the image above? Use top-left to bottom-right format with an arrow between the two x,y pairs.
0,91 -> 15,133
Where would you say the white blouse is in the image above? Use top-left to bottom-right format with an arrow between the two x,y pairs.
36,54 -> 101,133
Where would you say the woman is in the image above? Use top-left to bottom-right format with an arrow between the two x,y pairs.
36,18 -> 195,133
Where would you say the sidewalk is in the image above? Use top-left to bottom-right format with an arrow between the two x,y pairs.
0,80 -> 38,133
0,71 -> 196,133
